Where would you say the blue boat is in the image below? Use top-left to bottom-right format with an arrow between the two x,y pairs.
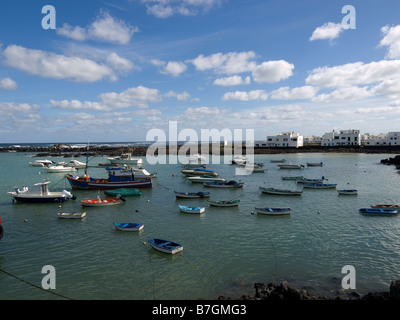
66,168 -> 152,190
303,183 -> 337,189
255,207 -> 291,215
174,191 -> 210,198
148,238 -> 183,254
178,205 -> 205,214
359,208 -> 398,215
203,180 -> 244,188
113,222 -> 144,231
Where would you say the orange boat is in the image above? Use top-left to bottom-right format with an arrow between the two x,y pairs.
81,194 -> 125,207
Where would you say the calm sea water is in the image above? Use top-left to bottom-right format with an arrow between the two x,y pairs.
0,151 -> 400,300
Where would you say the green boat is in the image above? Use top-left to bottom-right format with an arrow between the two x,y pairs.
104,188 -> 142,197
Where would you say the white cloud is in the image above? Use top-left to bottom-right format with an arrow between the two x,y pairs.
252,60 -> 294,83
379,25 -> 400,59
161,61 -> 187,76
309,22 -> 343,41
213,75 -> 251,86
191,51 -> 257,74
164,90 -> 191,101
270,86 -> 318,100
222,90 -> 268,101
312,86 -> 372,103
305,60 -> 400,88
106,52 -> 134,72
51,86 -> 162,111
57,11 -> 138,45
140,0 -> 223,18
0,102 -> 39,115
2,45 -> 114,83
0,77 -> 18,90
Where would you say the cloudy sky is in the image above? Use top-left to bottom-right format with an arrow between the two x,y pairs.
1,0 -> 400,143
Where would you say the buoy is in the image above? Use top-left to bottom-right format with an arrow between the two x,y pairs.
143,241 -> 146,245
24,219 -> 28,222
317,211 -> 320,214
172,174 -> 174,177
58,205 -> 62,208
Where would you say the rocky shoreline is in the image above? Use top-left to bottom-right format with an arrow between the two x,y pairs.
2,144 -> 400,157
218,279 -> 400,300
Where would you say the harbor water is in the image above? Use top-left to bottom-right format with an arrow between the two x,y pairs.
0,151 -> 400,299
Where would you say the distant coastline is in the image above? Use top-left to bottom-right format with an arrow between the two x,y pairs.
1,144 -> 400,156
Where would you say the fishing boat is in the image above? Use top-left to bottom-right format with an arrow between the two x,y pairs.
8,179 -> 75,203
303,183 -> 337,189
104,188 -> 142,197
359,208 -> 398,215
66,167 -> 152,190
174,191 -> 210,199
203,180 -> 244,188
371,204 -> 400,209
113,222 -> 144,231
208,199 -> 240,207
296,178 -> 325,184
178,205 -> 205,214
187,175 -> 225,183
259,187 -> 302,195
148,238 -> 183,254
338,189 -> 358,195
281,176 -> 304,180
181,168 -> 218,177
277,164 -> 304,169
255,207 -> 291,215
107,153 -> 143,165
306,162 -> 324,166
81,194 -> 124,207
57,212 -> 86,219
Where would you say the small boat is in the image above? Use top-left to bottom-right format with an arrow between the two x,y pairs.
259,187 -> 302,195
203,180 -> 243,188
208,199 -> 240,207
57,212 -> 86,219
187,175 -> 225,183
107,153 -> 143,165
81,194 -> 125,207
181,168 -> 218,177
174,191 -> 210,199
148,238 -> 183,254
297,178 -> 324,184
113,222 -> 144,231
231,156 -> 247,165
277,164 -> 304,169
281,176 -> 304,180
359,208 -> 398,215
29,159 -> 53,167
132,168 -> 157,178
270,159 -> 286,163
0,217 -> 4,240
178,205 -> 205,214
306,162 -> 324,166
104,188 -> 142,197
44,165 -> 77,173
338,189 -> 358,195
255,207 -> 291,215
65,160 -> 87,169
303,183 -> 337,189
371,204 -> 400,209
8,179 -> 75,203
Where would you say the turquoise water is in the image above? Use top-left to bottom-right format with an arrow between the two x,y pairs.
0,152 -> 400,300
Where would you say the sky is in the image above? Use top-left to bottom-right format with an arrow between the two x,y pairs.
1,0 -> 400,143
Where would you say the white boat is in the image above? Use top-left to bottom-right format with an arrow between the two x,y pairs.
44,165 -> 78,173
57,212 -> 86,219
132,168 -> 157,178
8,179 -> 75,203
231,156 -> 247,165
259,187 -> 302,195
181,168 -> 218,176
29,159 -> 53,167
65,160 -> 87,169
113,222 -> 144,231
208,199 -> 240,207
187,175 -> 225,183
278,164 -> 304,169
255,207 -> 291,215
148,238 -> 183,254
178,205 -> 205,214
107,153 -> 143,165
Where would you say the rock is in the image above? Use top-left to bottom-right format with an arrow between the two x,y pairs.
390,279 -> 400,300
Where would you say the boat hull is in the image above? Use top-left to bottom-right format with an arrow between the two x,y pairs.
178,205 -> 205,214
81,198 -> 123,206
57,212 -> 86,219
66,174 -> 152,190
114,223 -> 144,231
13,195 -> 69,203
359,208 -> 398,215
148,238 -> 183,254
255,207 -> 291,215
208,200 -> 240,207
260,187 -> 302,195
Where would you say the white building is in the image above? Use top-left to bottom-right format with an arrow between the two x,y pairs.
266,131 -> 303,148
321,129 -> 361,146
364,132 -> 400,146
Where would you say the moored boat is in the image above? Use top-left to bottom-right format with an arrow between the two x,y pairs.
281,176 -> 304,180
277,164 -> 304,169
187,175 -> 225,183
371,204 -> 400,209
107,153 -> 143,165
29,159 -> 53,167
296,178 -> 324,184
8,179 -> 75,203
359,208 -> 398,215
44,165 -> 77,173
57,212 -> 86,219
303,183 -> 337,189
306,162 -> 324,166
81,194 -> 124,207
203,180 -> 243,188
178,205 -> 205,214
255,207 -> 291,215
113,222 -> 144,231
208,199 -> 240,207
259,187 -> 302,195
148,238 -> 183,254
181,168 -> 218,177
104,188 -> 142,197
338,189 -> 358,195
174,191 -> 210,198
